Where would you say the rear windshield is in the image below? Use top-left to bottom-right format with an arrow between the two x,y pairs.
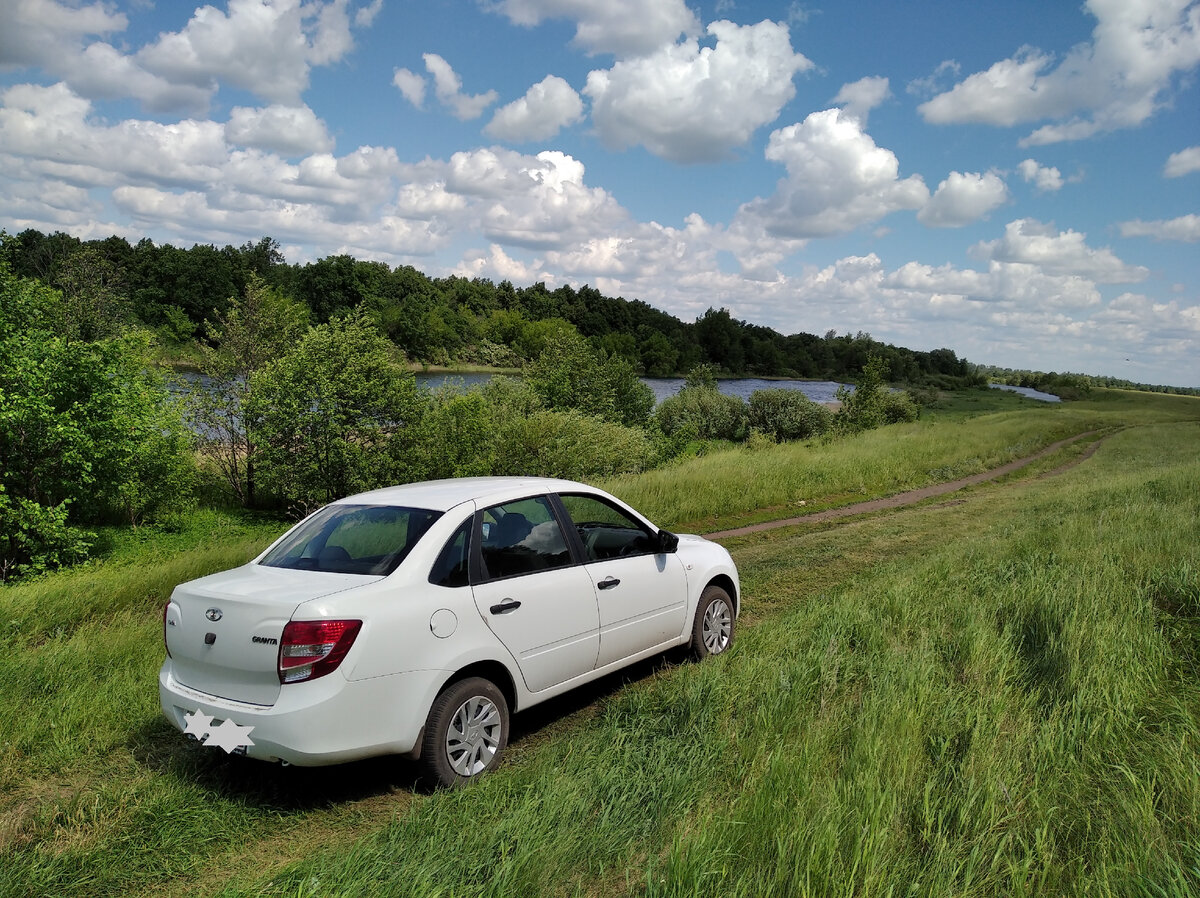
260,504 -> 443,576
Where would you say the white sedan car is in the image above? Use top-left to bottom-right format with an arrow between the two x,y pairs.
160,477 -> 739,786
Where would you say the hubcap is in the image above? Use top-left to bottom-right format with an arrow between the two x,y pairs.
445,695 -> 502,776
702,598 -> 732,654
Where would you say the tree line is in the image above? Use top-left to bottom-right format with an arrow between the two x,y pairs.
1,228 -> 981,386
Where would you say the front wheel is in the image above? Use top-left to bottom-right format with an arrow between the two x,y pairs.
420,677 -> 509,788
690,585 -> 735,660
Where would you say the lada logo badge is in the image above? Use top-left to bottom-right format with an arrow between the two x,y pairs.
205,608 -> 223,622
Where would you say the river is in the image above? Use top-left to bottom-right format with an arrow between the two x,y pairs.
412,372 -> 851,405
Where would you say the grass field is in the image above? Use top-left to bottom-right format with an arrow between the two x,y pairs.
1,388 -> 1196,897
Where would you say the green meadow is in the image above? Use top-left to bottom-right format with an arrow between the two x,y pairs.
1,388 -> 1197,897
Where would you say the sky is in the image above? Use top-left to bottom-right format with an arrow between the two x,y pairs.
1,0 -> 1198,387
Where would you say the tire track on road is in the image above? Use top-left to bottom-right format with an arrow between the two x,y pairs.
706,429 -> 1111,540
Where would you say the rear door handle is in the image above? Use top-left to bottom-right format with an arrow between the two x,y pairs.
597,577 -> 621,590
490,599 -> 521,614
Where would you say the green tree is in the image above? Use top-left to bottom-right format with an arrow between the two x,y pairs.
0,257 -> 192,576
525,328 -> 654,427
835,353 -> 909,432
247,311 -> 422,512
53,245 -> 131,341
189,276 -> 309,506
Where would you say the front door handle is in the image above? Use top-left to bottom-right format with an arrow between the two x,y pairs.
490,599 -> 521,614
597,577 -> 621,590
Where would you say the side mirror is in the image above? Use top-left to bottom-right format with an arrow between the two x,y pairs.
656,530 -> 679,554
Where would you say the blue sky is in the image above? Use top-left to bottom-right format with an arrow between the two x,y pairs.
1,0 -> 1198,387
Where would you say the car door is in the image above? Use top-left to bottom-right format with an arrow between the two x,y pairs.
471,495 -> 600,693
556,493 -> 689,668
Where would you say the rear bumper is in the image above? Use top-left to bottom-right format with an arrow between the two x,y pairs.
158,662 -> 446,766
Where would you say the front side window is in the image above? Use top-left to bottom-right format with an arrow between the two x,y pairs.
480,496 -> 571,580
261,504 -> 442,576
558,493 -> 655,561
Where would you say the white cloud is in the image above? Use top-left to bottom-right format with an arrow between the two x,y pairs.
832,76 -> 890,125
422,53 -> 498,120
355,0 -> 384,28
488,0 -> 700,57
1164,145 -> 1200,177
136,0 -> 360,107
392,67 -> 426,108
1119,215 -> 1200,242
225,104 -> 334,155
484,75 -> 584,142
1018,158 -> 1064,192
0,0 -> 210,112
736,108 -> 928,238
584,19 -> 813,163
0,82 -> 630,260
973,218 -> 1149,282
440,148 -> 628,247
918,0 -> 1200,145
918,171 -> 1009,227
454,243 -> 550,284
906,60 -> 961,98
0,0 -> 126,68
0,83 -> 227,188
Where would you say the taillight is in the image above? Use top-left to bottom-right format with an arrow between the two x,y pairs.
278,619 -> 362,684
163,601 -> 172,658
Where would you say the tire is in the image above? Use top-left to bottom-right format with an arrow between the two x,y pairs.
420,677 -> 509,788
689,584 -> 735,660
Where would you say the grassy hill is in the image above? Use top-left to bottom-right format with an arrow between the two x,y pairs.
1,388 -> 1197,897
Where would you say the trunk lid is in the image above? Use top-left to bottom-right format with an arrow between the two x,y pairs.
164,563 -> 375,705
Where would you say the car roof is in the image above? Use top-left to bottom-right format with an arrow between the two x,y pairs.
332,476 -> 597,513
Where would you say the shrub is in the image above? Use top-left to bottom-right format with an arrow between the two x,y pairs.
0,489 -> 92,582
748,388 -> 835,440
880,390 -> 920,424
745,429 -> 777,452
654,386 -> 749,442
493,409 -> 653,480
412,388 -> 496,480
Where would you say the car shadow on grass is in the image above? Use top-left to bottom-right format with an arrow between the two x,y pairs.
127,652 -> 684,808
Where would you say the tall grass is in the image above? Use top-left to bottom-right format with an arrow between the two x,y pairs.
0,394 -> 1195,897
604,389 -> 1200,530
249,421 -> 1195,896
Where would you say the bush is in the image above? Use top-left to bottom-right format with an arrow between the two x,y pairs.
745,429 -> 777,452
879,390 -> 920,424
0,489 -> 92,582
412,387 -> 496,480
748,389 -> 834,440
654,386 -> 749,442
493,409 -> 653,480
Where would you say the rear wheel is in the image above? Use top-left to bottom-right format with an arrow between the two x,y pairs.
420,677 -> 509,788
689,585 -> 735,660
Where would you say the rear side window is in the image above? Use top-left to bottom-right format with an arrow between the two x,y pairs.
429,518 -> 472,588
479,496 -> 571,580
261,505 -> 442,576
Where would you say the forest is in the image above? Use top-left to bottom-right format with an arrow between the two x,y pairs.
1,228 -> 980,385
